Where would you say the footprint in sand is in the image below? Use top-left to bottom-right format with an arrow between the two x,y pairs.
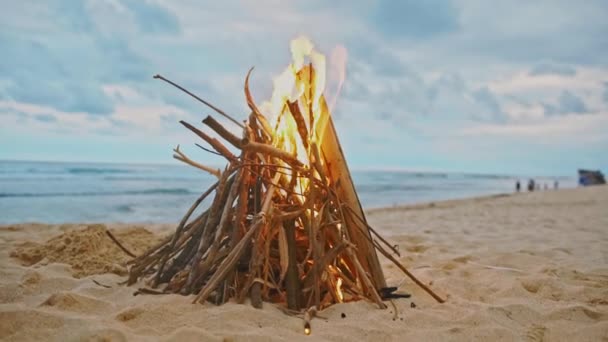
115,307 -> 145,322
40,292 -> 112,314
405,244 -> 429,253
524,324 -> 546,342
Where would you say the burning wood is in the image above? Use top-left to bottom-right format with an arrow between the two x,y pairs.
127,37 -> 444,318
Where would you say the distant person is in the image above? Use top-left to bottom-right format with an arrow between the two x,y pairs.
515,180 -> 521,192
528,179 -> 535,192
554,180 -> 559,190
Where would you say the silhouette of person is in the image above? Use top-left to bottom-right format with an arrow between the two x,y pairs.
528,179 -> 535,192
516,180 -> 521,192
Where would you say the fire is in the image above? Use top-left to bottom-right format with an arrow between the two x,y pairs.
261,37 -> 334,178
262,36 -> 349,307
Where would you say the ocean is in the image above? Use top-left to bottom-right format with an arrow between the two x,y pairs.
0,160 -> 575,224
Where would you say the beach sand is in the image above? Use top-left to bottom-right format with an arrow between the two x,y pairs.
1,186 -> 607,341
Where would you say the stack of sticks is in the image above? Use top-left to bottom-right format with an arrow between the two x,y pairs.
126,69 -> 444,314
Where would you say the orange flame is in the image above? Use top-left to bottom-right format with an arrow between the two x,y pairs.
260,36 -> 339,197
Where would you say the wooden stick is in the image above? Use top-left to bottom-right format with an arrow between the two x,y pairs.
185,171 -> 232,291
241,138 -> 304,169
105,229 -> 136,258
374,240 -> 446,304
92,279 -> 112,288
154,74 -> 244,129
202,115 -> 243,149
133,287 -> 165,296
196,143 -> 222,156
194,174 -> 279,304
192,170 -> 242,285
344,205 -> 401,257
154,181 -> 219,287
284,219 -> 300,310
250,282 -> 263,308
173,145 -> 221,178
302,242 -> 348,289
244,68 -> 273,139
345,246 -> 386,309
194,209 -> 264,303
180,120 -> 237,162
286,101 -> 309,150
310,142 -> 327,184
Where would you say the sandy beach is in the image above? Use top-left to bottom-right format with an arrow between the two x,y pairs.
1,186 -> 607,341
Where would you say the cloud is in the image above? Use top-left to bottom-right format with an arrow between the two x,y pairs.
121,0 -> 180,34
1,0 -> 607,173
370,0 -> 459,38
0,2 -> 154,116
544,90 -> 589,116
33,113 -> 57,123
472,87 -> 505,122
529,63 -> 576,77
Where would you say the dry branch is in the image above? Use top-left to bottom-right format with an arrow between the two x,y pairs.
154,74 -> 244,129
180,121 -> 237,162
105,229 -> 136,258
173,145 -> 221,178
241,138 -> 304,169
203,115 -> 243,149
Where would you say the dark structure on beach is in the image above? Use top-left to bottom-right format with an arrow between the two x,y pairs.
578,169 -> 606,186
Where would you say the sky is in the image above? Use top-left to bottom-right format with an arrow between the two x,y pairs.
1,0 -> 607,176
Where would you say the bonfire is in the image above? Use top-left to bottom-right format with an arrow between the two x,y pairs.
126,37 -> 443,330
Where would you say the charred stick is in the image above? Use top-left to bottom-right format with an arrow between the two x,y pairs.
250,282 -> 263,308
310,142 -> 327,184
154,74 -> 243,129
202,115 -> 243,149
373,239 -> 446,304
287,101 -> 309,150
284,219 -> 300,310
180,120 -> 237,162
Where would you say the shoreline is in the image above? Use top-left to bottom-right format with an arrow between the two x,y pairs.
1,185 -> 606,341
0,190 -> 523,227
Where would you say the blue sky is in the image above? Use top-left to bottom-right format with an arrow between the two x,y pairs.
1,0 -> 607,175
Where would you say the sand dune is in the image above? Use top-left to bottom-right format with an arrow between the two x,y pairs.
1,186 -> 607,341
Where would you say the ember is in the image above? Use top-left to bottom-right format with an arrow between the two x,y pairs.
127,37 -> 443,319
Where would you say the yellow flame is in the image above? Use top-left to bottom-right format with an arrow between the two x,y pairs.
260,36 -> 338,200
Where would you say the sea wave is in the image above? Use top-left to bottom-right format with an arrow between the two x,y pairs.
357,184 -> 435,192
67,167 -> 133,174
102,176 -> 201,181
0,188 -> 193,198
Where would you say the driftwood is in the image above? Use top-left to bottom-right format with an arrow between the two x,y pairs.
128,50 -> 445,330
